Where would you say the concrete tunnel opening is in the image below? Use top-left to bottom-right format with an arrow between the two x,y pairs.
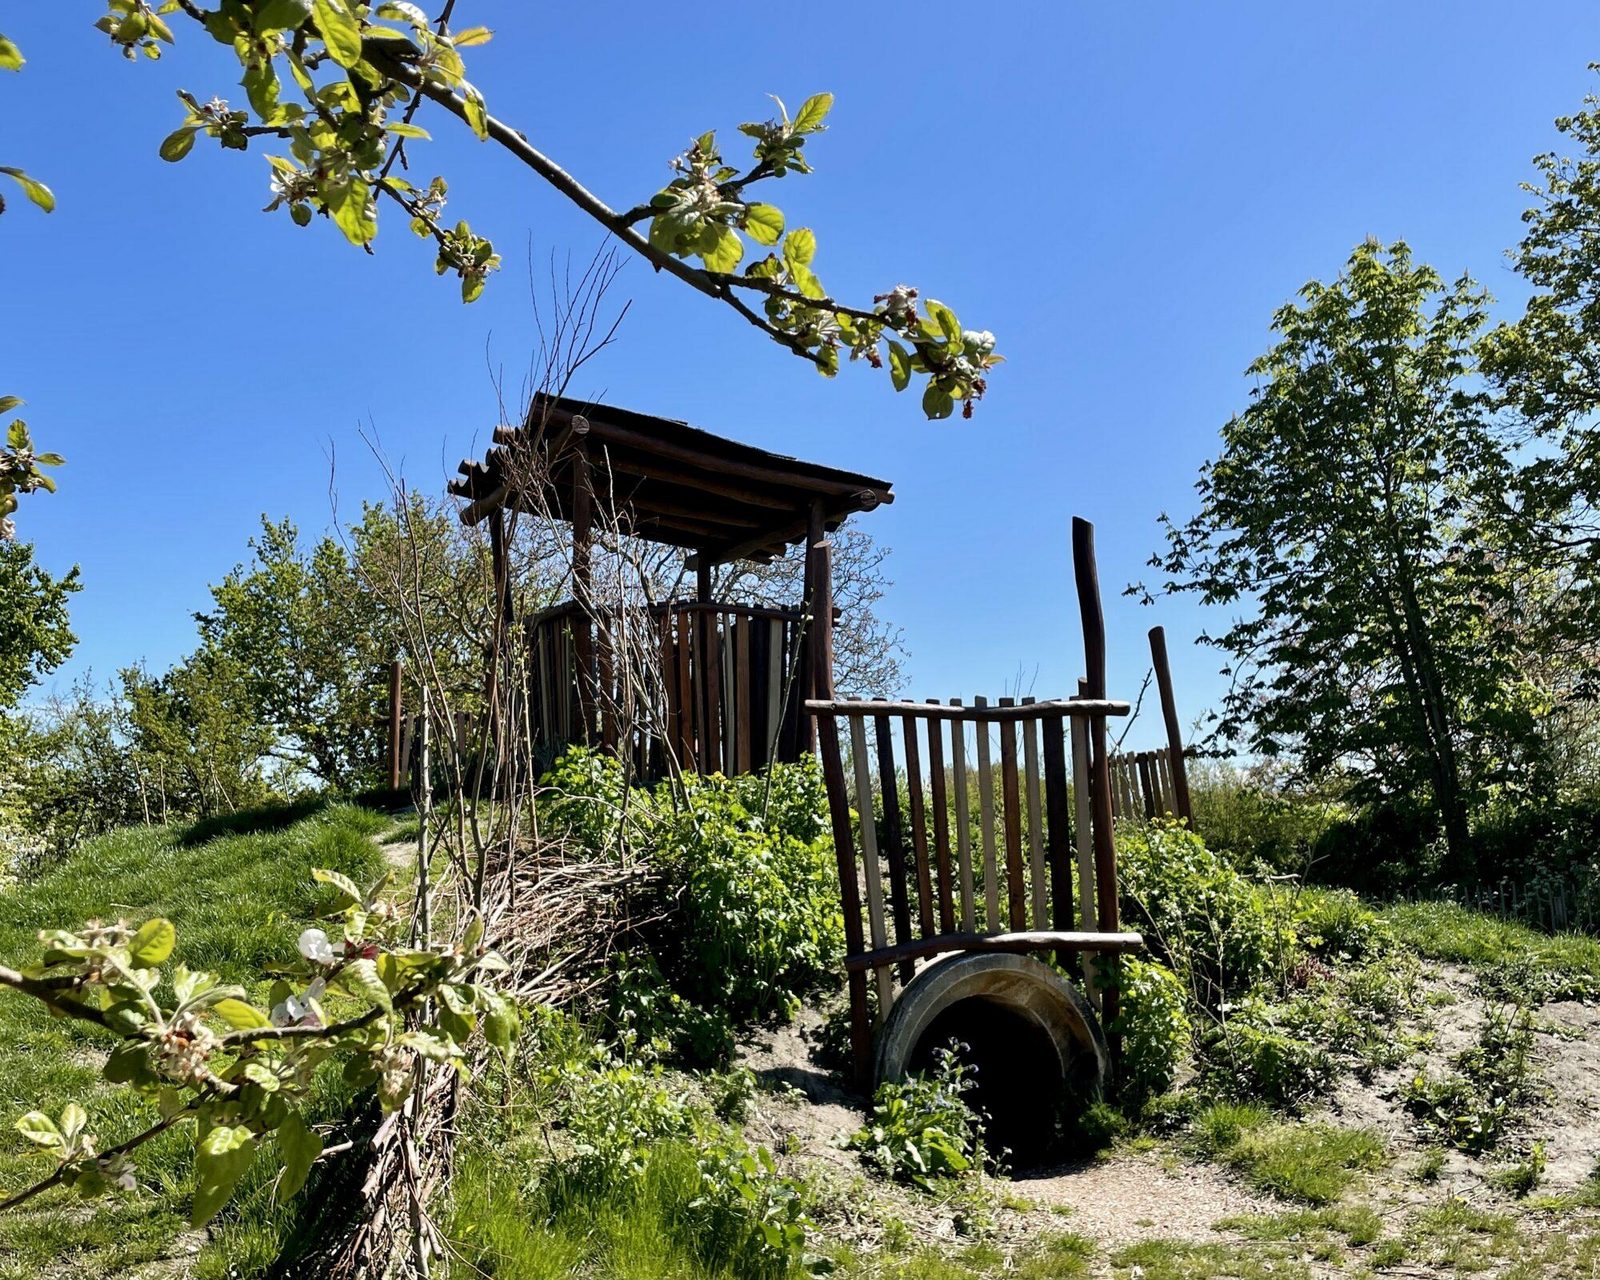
876,953 -> 1110,1169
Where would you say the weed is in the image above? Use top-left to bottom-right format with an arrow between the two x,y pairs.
1488,1142 -> 1547,1197
1403,1001 -> 1544,1151
1190,1104 -> 1385,1204
849,1043 -> 987,1187
1414,1146 -> 1446,1181
1109,1238 -> 1313,1279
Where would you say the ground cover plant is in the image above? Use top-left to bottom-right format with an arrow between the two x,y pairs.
0,803 -> 390,1279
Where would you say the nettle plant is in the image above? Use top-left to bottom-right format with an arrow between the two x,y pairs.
0,866 -> 518,1221
61,2 -> 1000,418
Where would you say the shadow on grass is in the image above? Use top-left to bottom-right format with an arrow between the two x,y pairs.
179,797 -> 331,848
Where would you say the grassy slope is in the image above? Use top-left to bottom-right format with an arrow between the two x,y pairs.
0,803 -> 389,1280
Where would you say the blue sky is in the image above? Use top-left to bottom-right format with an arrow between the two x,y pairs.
4,3 -> 1597,750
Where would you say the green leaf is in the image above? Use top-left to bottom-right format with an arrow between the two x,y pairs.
452,25 -> 493,47
15,1111 -> 62,1148
129,918 -> 176,968
276,1112 -> 322,1201
887,341 -> 912,392
311,866 -> 363,907
783,227 -> 816,268
254,0 -> 312,31
927,300 -> 961,345
922,383 -> 955,419
311,0 -> 363,68
192,1124 -> 257,1226
702,225 -> 743,273
482,993 -> 518,1060
0,34 -> 23,72
460,81 -> 489,142
793,92 -> 833,134
340,958 -> 392,1011
386,122 -> 431,140
59,1104 -> 87,1141
0,167 -> 55,213
744,203 -> 783,247
212,998 -> 271,1030
159,128 -> 197,163
0,396 -> 22,415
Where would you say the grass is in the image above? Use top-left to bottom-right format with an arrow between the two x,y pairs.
1109,1239 -> 1313,1279
1190,1103 -> 1385,1205
1379,901 -> 1600,999
0,802 -> 390,1280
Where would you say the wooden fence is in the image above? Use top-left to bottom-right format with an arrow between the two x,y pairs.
525,599 -> 811,776
810,693 -> 1146,1082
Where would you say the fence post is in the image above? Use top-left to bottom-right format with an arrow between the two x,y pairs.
1148,625 -> 1193,823
387,659 -> 404,791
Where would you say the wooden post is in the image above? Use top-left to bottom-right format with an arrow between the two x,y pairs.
1072,516 -> 1121,1048
571,436 -> 595,746
802,502 -> 831,752
816,712 -> 873,1086
1148,625 -> 1193,822
387,659 -> 403,790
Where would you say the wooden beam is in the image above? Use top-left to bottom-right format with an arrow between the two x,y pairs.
844,929 -> 1145,973
806,697 -> 1130,721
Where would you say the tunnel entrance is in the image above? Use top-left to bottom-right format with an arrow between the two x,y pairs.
908,997 -> 1071,1166
874,953 -> 1109,1170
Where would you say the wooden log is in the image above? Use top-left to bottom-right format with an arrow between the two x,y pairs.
849,715 -> 895,1016
1149,625 -> 1193,822
1073,516 -> 1122,1036
845,928 -> 1145,973
902,713 -> 936,939
874,708 -> 915,983
804,697 -> 1130,721
950,701 -> 975,931
815,713 -> 873,1085
1021,698 -> 1047,930
974,696 -> 1000,929
997,697 -> 1027,930
1042,711 -> 1075,969
926,700 -> 956,934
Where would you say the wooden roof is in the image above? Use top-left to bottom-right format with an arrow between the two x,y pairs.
449,393 -> 895,566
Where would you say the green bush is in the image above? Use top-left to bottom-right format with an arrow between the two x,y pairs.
1118,820 -> 1279,1004
1187,760 -> 1347,874
1112,958 -> 1192,1108
850,1044 -> 988,1187
1293,888 -> 1391,963
1196,1000 -> 1337,1109
539,750 -> 843,1061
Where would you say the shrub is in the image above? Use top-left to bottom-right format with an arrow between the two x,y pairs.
1112,958 -> 1192,1108
1118,820 -> 1279,1004
850,1043 -> 988,1187
1196,1000 -> 1337,1109
1187,759 -> 1347,875
1293,888 -> 1390,963
539,750 -> 844,1055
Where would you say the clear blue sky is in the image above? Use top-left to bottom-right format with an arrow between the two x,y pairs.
5,3 -> 1597,750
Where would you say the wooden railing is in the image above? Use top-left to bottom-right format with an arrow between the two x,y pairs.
525,599 -> 811,776
809,694 -> 1146,1082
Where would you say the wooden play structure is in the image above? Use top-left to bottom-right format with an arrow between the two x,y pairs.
445,393 -> 893,776
420,397 -> 1196,1111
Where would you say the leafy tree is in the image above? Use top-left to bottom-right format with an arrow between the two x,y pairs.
120,653 -> 277,816
1145,241 -> 1542,876
0,541 -> 78,711
199,517 -> 387,790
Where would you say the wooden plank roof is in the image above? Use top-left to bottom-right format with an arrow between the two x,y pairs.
449,393 -> 895,565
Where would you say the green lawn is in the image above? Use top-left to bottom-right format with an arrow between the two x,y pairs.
0,803 -> 390,1280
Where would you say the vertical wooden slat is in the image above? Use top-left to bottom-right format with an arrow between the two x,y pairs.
1069,713 -> 1098,998
749,615 -> 769,769
1138,754 -> 1157,818
997,697 -> 1027,930
974,696 -> 1000,930
735,613 -> 752,774
849,714 -> 895,1016
815,713 -> 872,1084
704,611 -> 723,772
766,618 -> 783,767
949,700 -> 975,931
926,701 -> 956,934
1041,712 -> 1074,967
1021,699 -> 1047,930
901,713 -> 935,939
874,708 -> 915,983
721,611 -> 737,772
598,615 -> 617,753
676,611 -> 694,770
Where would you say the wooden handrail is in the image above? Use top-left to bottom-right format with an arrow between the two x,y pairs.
805,697 -> 1130,721
844,929 -> 1145,972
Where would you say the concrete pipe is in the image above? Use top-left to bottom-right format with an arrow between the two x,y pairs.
873,953 -> 1109,1166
